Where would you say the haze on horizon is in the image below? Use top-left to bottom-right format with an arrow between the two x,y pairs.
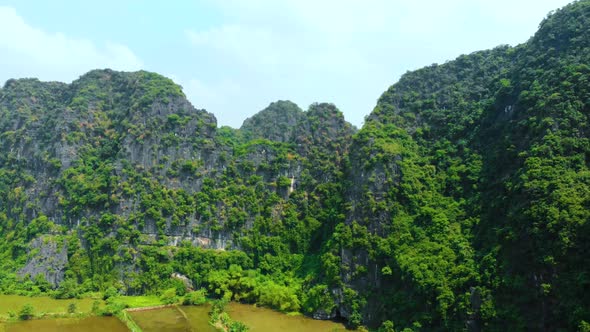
0,0 -> 574,128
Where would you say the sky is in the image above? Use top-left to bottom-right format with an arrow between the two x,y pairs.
0,0 -> 574,128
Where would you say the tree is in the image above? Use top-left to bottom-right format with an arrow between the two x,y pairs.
68,302 -> 77,314
160,287 -> 178,304
52,278 -> 80,299
92,300 -> 101,314
378,320 -> 396,332
18,303 -> 34,320
103,286 -> 119,301
183,289 -> 207,305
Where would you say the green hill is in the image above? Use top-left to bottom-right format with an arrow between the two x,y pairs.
1,1 -> 590,330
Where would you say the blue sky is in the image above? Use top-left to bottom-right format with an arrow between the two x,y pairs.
0,0 -> 574,128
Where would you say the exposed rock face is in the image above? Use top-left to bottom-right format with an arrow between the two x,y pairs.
333,2 -> 590,329
0,70 -> 231,247
312,309 -> 336,320
241,101 -> 356,157
241,100 -> 305,142
18,236 -> 68,287
0,71 -> 355,291
171,272 -> 194,291
3,4 -> 589,328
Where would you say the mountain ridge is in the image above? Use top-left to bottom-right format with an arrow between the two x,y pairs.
1,1 -> 590,331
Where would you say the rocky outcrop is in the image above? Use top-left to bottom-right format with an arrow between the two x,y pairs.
240,100 -> 305,142
18,236 -> 68,287
0,70 -> 356,287
171,272 -> 194,291
2,2 -> 589,329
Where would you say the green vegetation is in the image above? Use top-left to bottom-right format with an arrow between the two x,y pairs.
3,316 -> 129,332
337,2 -> 590,330
17,304 -> 33,320
183,289 -> 207,305
115,296 -> 163,308
117,310 -> 143,332
0,295 -> 99,317
1,2 -> 590,331
67,303 -> 77,314
209,300 -> 249,332
159,288 -> 178,305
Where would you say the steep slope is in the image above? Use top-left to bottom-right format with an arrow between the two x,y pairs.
240,100 -> 305,142
0,70 -> 220,235
0,73 -> 356,317
476,2 -> 590,329
0,1 -> 589,331
337,1 -> 590,330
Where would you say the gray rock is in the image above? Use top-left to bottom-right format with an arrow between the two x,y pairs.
18,236 -> 68,287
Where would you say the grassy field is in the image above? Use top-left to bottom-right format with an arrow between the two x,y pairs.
0,294 -> 166,320
3,316 -> 129,332
0,294 -> 355,332
0,294 -> 166,331
114,295 -> 163,308
0,295 -> 103,332
0,295 -> 99,317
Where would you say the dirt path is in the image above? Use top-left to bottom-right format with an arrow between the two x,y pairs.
124,304 -> 175,312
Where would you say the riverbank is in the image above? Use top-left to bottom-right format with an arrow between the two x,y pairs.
0,294 -> 354,332
0,294 -> 214,332
0,294 -> 155,332
119,304 -> 182,332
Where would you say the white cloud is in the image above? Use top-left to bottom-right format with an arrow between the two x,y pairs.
0,6 -> 142,84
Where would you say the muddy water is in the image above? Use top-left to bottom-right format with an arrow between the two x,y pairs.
182,305 -> 217,332
226,303 -> 349,332
130,306 -> 188,332
2,301 -> 350,332
130,303 -> 348,332
130,305 -> 216,332
5,316 -> 128,332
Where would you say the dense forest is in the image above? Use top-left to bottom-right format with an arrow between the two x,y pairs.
1,1 -> 590,331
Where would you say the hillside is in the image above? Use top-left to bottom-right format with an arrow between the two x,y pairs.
1,1 -> 590,331
341,1 -> 590,330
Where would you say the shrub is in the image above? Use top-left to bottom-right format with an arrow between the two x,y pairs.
103,286 -> 119,301
100,301 -> 126,316
52,278 -> 80,299
92,300 -> 101,314
18,304 -> 34,320
276,176 -> 292,188
378,320 -> 396,332
229,320 -> 249,332
160,287 -> 178,305
183,289 -> 207,305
